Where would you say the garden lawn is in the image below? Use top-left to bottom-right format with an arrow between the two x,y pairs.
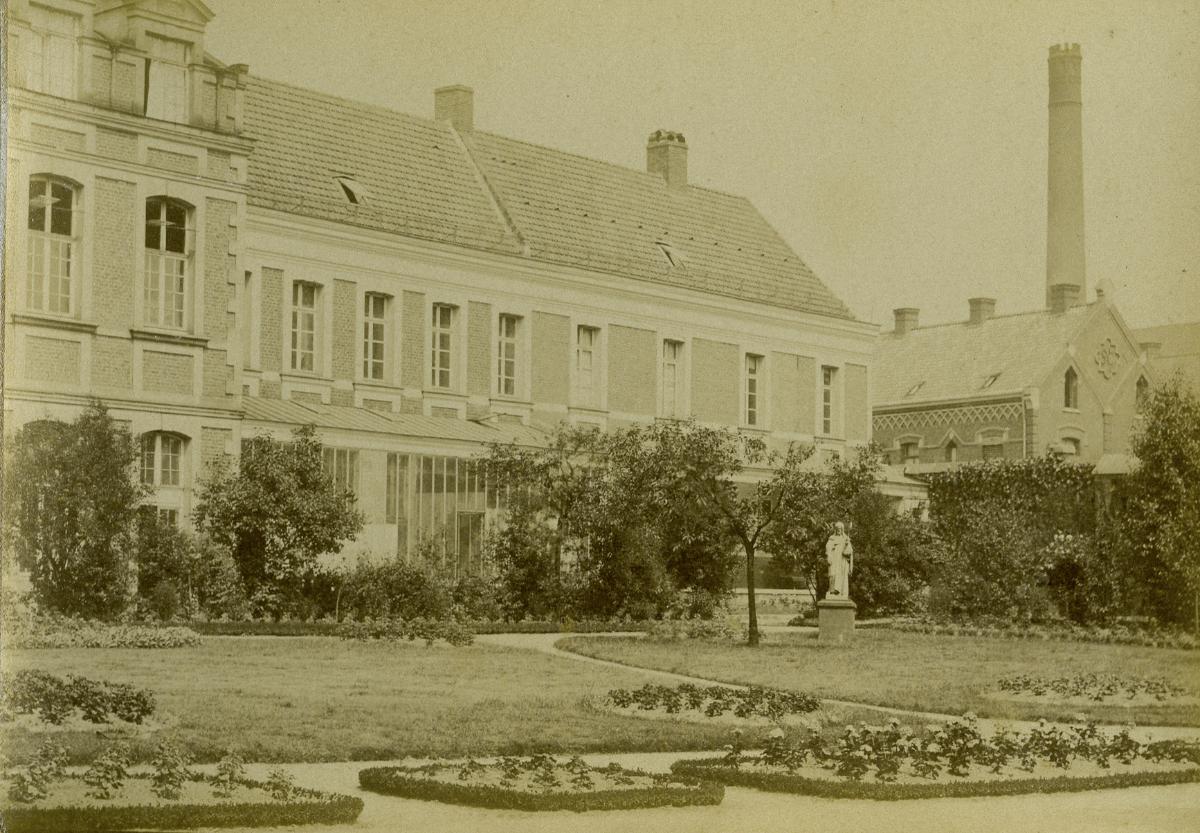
1,637 -> 734,765
559,629 -> 1200,726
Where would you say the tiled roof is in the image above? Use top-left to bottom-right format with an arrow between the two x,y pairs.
1134,321 -> 1200,391
242,77 -> 852,319
873,304 -> 1094,406
241,397 -> 547,447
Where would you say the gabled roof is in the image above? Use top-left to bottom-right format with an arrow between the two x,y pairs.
873,304 -> 1094,406
1134,320 -> 1200,391
242,76 -> 853,320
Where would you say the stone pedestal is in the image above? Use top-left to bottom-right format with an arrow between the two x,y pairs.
817,598 -> 856,644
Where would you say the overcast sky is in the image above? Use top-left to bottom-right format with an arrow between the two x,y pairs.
205,0 -> 1199,329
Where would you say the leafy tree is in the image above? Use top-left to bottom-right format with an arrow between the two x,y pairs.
3,402 -> 146,618
1118,375 -> 1200,630
193,424 -> 363,608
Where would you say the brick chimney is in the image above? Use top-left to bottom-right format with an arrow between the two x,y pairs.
1046,44 -> 1086,308
968,297 -> 996,325
647,130 -> 687,189
434,85 -> 474,132
893,308 -> 919,336
1049,283 -> 1080,314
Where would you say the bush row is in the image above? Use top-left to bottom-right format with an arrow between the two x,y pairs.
669,759 -> 1200,801
1,671 -> 155,725
607,684 -> 820,720
885,618 -> 1198,650
997,673 -> 1188,701
185,617 -> 656,637
358,762 -> 724,812
339,618 -> 475,646
3,609 -> 199,649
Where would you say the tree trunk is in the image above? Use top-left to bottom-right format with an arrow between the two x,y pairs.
745,543 -> 759,646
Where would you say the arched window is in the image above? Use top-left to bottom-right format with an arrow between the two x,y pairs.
1064,438 -> 1081,456
27,175 -> 80,315
140,432 -> 185,487
944,440 -> 958,463
144,197 -> 193,329
1136,376 -> 1150,414
1064,367 -> 1079,409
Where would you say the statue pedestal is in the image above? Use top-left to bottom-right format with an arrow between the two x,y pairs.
817,598 -> 856,644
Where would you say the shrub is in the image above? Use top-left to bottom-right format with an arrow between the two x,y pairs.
149,741 -> 193,800
606,683 -> 820,720
339,617 -> 474,646
886,616 -> 1197,650
2,671 -> 156,726
265,768 -> 297,801
83,742 -> 131,800
338,557 -> 450,621
6,742 -> 68,804
645,615 -> 739,642
211,751 -> 246,799
1,604 -> 199,649
997,673 -> 1188,702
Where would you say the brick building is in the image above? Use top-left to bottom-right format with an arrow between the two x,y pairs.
4,0 -> 876,565
872,45 -> 1156,473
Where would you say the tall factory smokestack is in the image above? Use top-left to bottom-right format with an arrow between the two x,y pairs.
1046,43 -> 1086,308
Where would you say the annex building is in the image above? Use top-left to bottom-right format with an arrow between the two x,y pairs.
3,0 -> 876,567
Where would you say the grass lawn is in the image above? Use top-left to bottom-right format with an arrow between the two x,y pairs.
558,629 -> 1200,726
2,637 -> 740,765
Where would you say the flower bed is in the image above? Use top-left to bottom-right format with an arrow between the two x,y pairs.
2,611 -> 199,649
358,755 -> 724,811
997,673 -> 1190,703
1,671 -> 155,726
607,683 -> 820,722
338,617 -> 474,646
186,618 -> 657,637
884,618 -> 1197,650
669,716 -> 1200,800
0,776 -> 363,831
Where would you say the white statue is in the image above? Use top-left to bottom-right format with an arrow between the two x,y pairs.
825,521 -> 853,599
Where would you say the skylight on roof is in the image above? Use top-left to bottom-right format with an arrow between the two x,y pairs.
655,240 -> 687,269
980,373 -> 1001,390
334,175 -> 369,205
905,381 -> 925,397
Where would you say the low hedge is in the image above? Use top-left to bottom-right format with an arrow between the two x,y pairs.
3,614 -> 200,649
186,618 -> 656,637
669,757 -> 1200,800
187,621 -> 344,637
885,618 -> 1198,650
358,765 -> 724,812
1,783 -> 363,832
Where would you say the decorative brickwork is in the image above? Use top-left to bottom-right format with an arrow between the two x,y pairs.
147,148 -> 200,175
332,280 -> 356,381
467,301 -> 491,397
92,337 -> 133,391
260,268 -> 282,372
259,379 -> 282,400
25,336 -> 80,383
401,290 -> 425,388
363,398 -> 392,412
874,401 -> 1024,433
330,389 -> 354,407
207,150 -> 234,181
203,348 -> 229,398
430,406 -> 459,419
94,177 -> 137,329
143,351 -> 194,395
531,311 -> 569,403
289,390 -> 323,405
30,123 -> 85,152
96,128 -> 137,160
691,338 -> 738,425
608,324 -> 656,415
204,198 -> 237,342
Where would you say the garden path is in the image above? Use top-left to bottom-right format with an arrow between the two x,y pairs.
476,632 -> 1200,742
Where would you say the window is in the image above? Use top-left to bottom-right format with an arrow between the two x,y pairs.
140,433 -> 183,487
430,303 -> 457,389
1061,438 -> 1081,456
944,440 -> 958,463
363,293 -> 388,380
291,282 -> 318,372
905,381 -> 925,397
901,441 -> 920,465
144,36 -> 189,123
496,314 -> 520,397
25,6 -> 76,98
26,176 -> 78,315
981,373 -> 1001,390
822,366 -> 837,435
1064,367 -> 1079,409
655,240 -> 687,269
575,325 -> 600,406
1136,376 -> 1149,414
144,197 -> 192,329
744,354 -> 763,426
982,442 -> 1005,461
334,175 -> 369,205
386,451 -> 408,525
661,339 -> 684,418
322,447 -> 359,495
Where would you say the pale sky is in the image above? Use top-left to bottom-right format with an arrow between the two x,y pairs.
205,0 -> 1200,329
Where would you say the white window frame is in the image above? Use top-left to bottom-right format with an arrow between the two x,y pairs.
429,302 -> 459,391
572,324 -> 604,409
659,338 -> 688,419
821,365 -> 839,437
25,6 -> 77,98
140,432 -> 185,488
144,35 -> 190,123
143,196 -> 194,331
743,353 -> 765,428
290,281 -> 320,373
495,312 -> 522,399
26,174 -> 80,317
322,446 -> 360,495
1064,366 -> 1079,409
362,292 -> 389,382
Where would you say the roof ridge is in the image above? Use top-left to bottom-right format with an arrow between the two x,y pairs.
891,302 -> 1095,334
246,74 -> 446,131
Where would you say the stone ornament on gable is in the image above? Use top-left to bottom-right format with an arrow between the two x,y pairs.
1094,338 -> 1121,380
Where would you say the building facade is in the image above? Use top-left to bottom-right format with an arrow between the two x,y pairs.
4,0 -> 876,566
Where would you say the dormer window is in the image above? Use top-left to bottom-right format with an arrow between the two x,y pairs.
904,381 -> 925,397
334,176 -> 369,205
980,373 -> 1001,390
24,5 -> 78,98
144,36 -> 189,123
655,240 -> 687,269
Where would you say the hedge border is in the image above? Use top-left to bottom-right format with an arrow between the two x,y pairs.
669,757 -> 1200,800
0,779 -> 363,832
187,619 -> 655,637
358,765 -> 724,812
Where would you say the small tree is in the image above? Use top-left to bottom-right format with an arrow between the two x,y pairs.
193,424 -> 363,611
3,402 -> 146,618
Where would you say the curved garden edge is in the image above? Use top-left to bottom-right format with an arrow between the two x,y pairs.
358,766 -> 724,812
0,789 -> 364,833
669,758 -> 1200,801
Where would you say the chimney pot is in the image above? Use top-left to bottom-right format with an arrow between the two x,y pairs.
1049,283 -> 1081,314
893,307 -> 920,336
968,297 -> 996,325
646,130 -> 688,189
434,85 -> 474,132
